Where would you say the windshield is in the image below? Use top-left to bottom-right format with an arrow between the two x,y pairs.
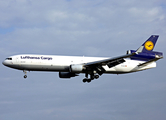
5,58 -> 12,60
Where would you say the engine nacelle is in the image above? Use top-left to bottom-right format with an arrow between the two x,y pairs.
59,72 -> 78,78
69,64 -> 83,72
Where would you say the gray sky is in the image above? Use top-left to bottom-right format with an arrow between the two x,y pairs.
0,0 -> 166,120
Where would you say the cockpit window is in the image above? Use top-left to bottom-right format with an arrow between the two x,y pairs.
5,58 -> 12,60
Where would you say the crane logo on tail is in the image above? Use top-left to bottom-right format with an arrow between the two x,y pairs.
145,41 -> 154,51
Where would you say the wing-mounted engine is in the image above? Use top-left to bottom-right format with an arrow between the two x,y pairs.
69,64 -> 84,72
59,72 -> 78,78
59,64 -> 83,79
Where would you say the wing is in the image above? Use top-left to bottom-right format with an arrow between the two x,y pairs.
84,52 -> 136,67
83,46 -> 144,75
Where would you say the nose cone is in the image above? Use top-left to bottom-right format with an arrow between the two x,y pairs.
2,60 -> 7,66
2,60 -> 9,66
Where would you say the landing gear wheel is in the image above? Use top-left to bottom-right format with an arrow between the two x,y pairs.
83,78 -> 91,83
24,75 -> 27,78
83,79 -> 87,83
87,79 -> 91,83
94,75 -> 99,79
83,72 -> 100,83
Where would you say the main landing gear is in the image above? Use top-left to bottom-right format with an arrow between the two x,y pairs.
83,73 -> 99,83
23,70 -> 27,79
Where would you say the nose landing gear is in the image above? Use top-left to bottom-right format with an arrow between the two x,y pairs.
23,70 -> 27,79
24,75 -> 27,78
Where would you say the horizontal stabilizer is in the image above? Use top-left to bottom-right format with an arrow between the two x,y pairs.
138,55 -> 163,67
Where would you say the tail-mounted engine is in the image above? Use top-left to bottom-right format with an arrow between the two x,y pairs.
126,50 -> 131,55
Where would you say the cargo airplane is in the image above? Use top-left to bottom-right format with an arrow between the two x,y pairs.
2,35 -> 163,83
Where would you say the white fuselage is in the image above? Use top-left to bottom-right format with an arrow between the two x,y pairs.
2,54 -> 156,74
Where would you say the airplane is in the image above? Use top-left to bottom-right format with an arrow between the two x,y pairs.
2,35 -> 163,83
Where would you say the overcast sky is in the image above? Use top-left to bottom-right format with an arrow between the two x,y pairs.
0,0 -> 166,120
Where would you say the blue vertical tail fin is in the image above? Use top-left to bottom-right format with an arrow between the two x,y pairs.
138,35 -> 159,52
